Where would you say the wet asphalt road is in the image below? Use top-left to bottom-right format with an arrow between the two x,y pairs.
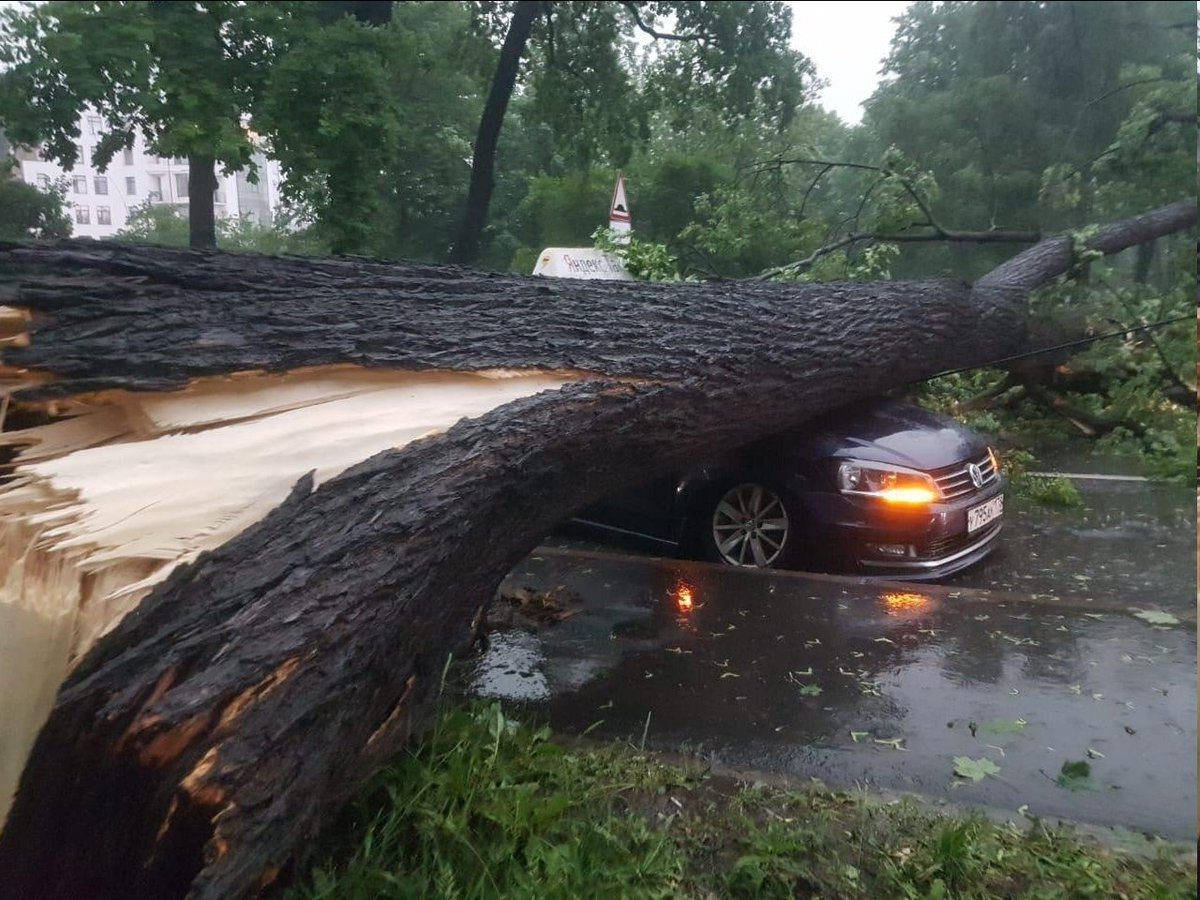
469,477 -> 1196,840
946,479 -> 1194,612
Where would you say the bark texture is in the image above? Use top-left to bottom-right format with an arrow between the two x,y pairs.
0,200 -> 1192,899
186,155 -> 218,251
449,1 -> 539,264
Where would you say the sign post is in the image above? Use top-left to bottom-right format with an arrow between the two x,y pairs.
608,172 -> 631,244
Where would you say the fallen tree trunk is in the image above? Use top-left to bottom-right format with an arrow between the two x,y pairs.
0,200 -> 1192,899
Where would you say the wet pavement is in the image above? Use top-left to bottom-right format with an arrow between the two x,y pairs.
470,547 -> 1196,841
947,480 -> 1195,612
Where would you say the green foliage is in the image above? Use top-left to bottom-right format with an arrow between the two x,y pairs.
256,15 -> 402,255
863,0 -> 1193,279
679,186 -> 820,277
526,3 -> 647,171
592,227 -> 681,281
0,176 -> 71,239
115,203 -> 191,247
0,1 -> 302,238
258,2 -> 493,258
115,202 -> 327,255
641,2 -> 815,132
515,169 -> 618,251
1022,477 -> 1084,509
297,703 -> 1197,900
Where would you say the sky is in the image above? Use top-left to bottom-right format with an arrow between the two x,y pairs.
787,1 -> 912,125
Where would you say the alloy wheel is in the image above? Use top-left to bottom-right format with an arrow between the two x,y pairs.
710,483 -> 789,567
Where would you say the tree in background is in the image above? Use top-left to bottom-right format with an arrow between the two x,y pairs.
0,1 -> 303,249
450,0 -> 810,265
859,0 -> 1194,279
0,177 -> 71,240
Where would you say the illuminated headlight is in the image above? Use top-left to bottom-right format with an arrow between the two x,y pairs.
836,460 -> 939,505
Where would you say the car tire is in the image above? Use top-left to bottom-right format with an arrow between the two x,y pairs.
698,481 -> 802,569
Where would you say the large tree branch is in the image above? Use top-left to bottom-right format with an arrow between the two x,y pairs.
618,2 -> 712,42
758,226 -> 1044,280
976,199 -> 1195,294
751,157 -> 1043,279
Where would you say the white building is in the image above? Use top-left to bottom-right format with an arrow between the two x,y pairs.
10,111 -> 283,239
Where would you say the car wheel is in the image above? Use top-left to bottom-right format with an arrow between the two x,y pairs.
701,482 -> 797,568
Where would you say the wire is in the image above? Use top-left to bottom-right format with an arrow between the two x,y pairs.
925,313 -> 1194,380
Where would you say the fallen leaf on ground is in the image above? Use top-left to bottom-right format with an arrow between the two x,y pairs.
1056,759 -> 1095,791
954,757 -> 1001,782
1132,609 -> 1180,627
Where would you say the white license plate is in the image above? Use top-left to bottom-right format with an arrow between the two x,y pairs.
967,495 -> 1004,533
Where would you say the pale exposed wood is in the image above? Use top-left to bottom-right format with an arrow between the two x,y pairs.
1,366 -> 580,656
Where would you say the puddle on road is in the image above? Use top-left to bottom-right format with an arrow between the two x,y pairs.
0,603 -> 74,827
470,550 -> 1197,840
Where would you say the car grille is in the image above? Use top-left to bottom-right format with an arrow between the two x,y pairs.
930,452 -> 997,501
922,521 -> 1002,560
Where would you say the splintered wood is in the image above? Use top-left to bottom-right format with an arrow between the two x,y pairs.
0,364 -> 578,657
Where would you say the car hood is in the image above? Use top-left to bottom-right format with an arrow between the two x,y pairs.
801,399 -> 986,472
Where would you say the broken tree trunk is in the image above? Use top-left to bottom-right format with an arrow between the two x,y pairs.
0,200 -> 1192,899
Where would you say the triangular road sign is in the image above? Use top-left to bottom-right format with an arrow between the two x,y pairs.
609,173 -> 631,228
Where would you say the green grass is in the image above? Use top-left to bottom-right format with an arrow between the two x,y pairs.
292,703 -> 1196,899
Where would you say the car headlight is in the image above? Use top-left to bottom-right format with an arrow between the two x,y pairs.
987,446 -> 1001,473
836,460 -> 939,505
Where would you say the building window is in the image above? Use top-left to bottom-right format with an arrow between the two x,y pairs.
75,144 -> 86,166
125,176 -> 137,195
75,207 -> 90,225
171,157 -> 186,166
148,173 -> 163,201
88,115 -> 102,135
94,176 -> 108,195
36,174 -> 51,190
214,187 -> 226,205
174,172 -> 189,199
73,175 -> 87,194
123,147 -> 134,166
96,206 -> 111,225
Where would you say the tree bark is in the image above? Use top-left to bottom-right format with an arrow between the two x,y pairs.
0,200 -> 1192,899
448,1 -> 539,265
187,154 -> 218,250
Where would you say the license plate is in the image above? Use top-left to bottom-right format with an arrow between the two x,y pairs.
967,495 -> 1004,533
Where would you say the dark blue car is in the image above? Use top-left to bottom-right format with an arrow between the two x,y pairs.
571,398 -> 1005,580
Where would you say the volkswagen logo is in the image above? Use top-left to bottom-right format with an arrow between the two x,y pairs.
967,463 -> 984,489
